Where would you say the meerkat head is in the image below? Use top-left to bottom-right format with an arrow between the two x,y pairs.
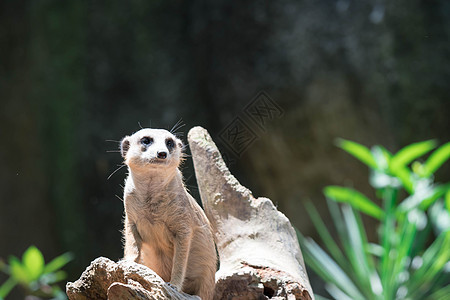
120,128 -> 184,173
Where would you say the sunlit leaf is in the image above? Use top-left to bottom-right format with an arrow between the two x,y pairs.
8,257 -> 29,284
412,161 -> 426,177
324,186 -> 384,219
398,181 -> 445,213
41,270 -> 67,285
419,184 -> 450,211
367,243 -> 384,257
390,140 -> 437,172
424,142 -> 450,177
370,170 -> 402,189
371,146 -> 392,171
408,231 -> 450,296
380,187 -> 397,297
446,190 -> 450,214
393,166 -> 414,194
0,277 -> 16,298
43,252 -> 73,274
326,199 -> 358,284
389,215 -> 417,290
337,139 -> 377,169
298,233 -> 365,300
325,283 -> 355,300
305,202 -> 348,270
426,284 -> 450,300
429,201 -> 450,235
342,205 -> 380,295
23,246 -> 44,281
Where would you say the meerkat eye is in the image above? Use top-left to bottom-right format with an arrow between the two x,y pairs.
166,138 -> 175,150
141,137 -> 153,145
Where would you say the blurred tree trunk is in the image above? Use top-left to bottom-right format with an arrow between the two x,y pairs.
29,0 -> 89,274
0,0 -> 89,277
0,0 -> 57,258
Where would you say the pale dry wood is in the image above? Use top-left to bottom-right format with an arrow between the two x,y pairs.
187,126 -> 313,300
66,257 -> 199,300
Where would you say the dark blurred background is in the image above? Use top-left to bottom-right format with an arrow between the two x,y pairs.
1,0 -> 449,296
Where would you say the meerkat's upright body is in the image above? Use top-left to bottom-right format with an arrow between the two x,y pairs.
120,128 -> 216,300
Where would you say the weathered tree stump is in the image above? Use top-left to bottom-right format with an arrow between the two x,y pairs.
66,257 -> 199,300
188,126 -> 313,300
66,126 -> 313,299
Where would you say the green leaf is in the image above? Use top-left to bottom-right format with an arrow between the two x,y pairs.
380,187 -> 397,299
8,256 -> 29,284
371,146 -> 392,171
337,139 -> 377,169
427,284 -> 450,300
390,140 -> 437,172
324,186 -> 384,219
41,270 -> 67,285
0,277 -> 17,298
419,184 -> 450,211
369,170 -> 402,190
298,233 -> 365,300
424,142 -> 450,177
408,231 -> 450,296
325,283 -> 355,300
43,252 -> 73,274
367,243 -> 384,257
398,182 -> 446,213
305,202 -> 348,270
22,246 -> 44,281
389,213 -> 418,291
393,166 -> 414,194
429,201 -> 450,235
342,205 -> 381,296
446,189 -> 450,214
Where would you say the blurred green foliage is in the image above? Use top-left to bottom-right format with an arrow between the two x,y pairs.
0,246 -> 73,299
298,140 -> 450,299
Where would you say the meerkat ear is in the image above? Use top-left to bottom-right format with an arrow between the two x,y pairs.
177,139 -> 183,150
121,137 -> 130,158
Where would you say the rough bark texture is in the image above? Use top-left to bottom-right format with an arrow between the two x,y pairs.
188,126 -> 313,300
66,257 -> 200,300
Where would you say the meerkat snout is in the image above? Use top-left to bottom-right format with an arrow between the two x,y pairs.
157,151 -> 167,159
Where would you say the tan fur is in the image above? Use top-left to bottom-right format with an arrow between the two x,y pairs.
120,128 -> 216,300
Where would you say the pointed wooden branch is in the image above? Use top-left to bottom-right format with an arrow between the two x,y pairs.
187,126 -> 313,300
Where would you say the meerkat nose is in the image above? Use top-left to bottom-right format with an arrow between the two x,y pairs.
157,151 -> 167,159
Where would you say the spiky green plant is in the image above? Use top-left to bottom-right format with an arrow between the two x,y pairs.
298,140 -> 450,299
0,246 -> 73,299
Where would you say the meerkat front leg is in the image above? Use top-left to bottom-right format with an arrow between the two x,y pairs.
123,216 -> 142,262
169,230 -> 192,290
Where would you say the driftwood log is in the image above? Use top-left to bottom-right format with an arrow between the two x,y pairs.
66,126 -> 313,299
66,257 -> 199,300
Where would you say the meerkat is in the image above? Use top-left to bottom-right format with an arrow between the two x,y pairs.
120,128 -> 216,300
